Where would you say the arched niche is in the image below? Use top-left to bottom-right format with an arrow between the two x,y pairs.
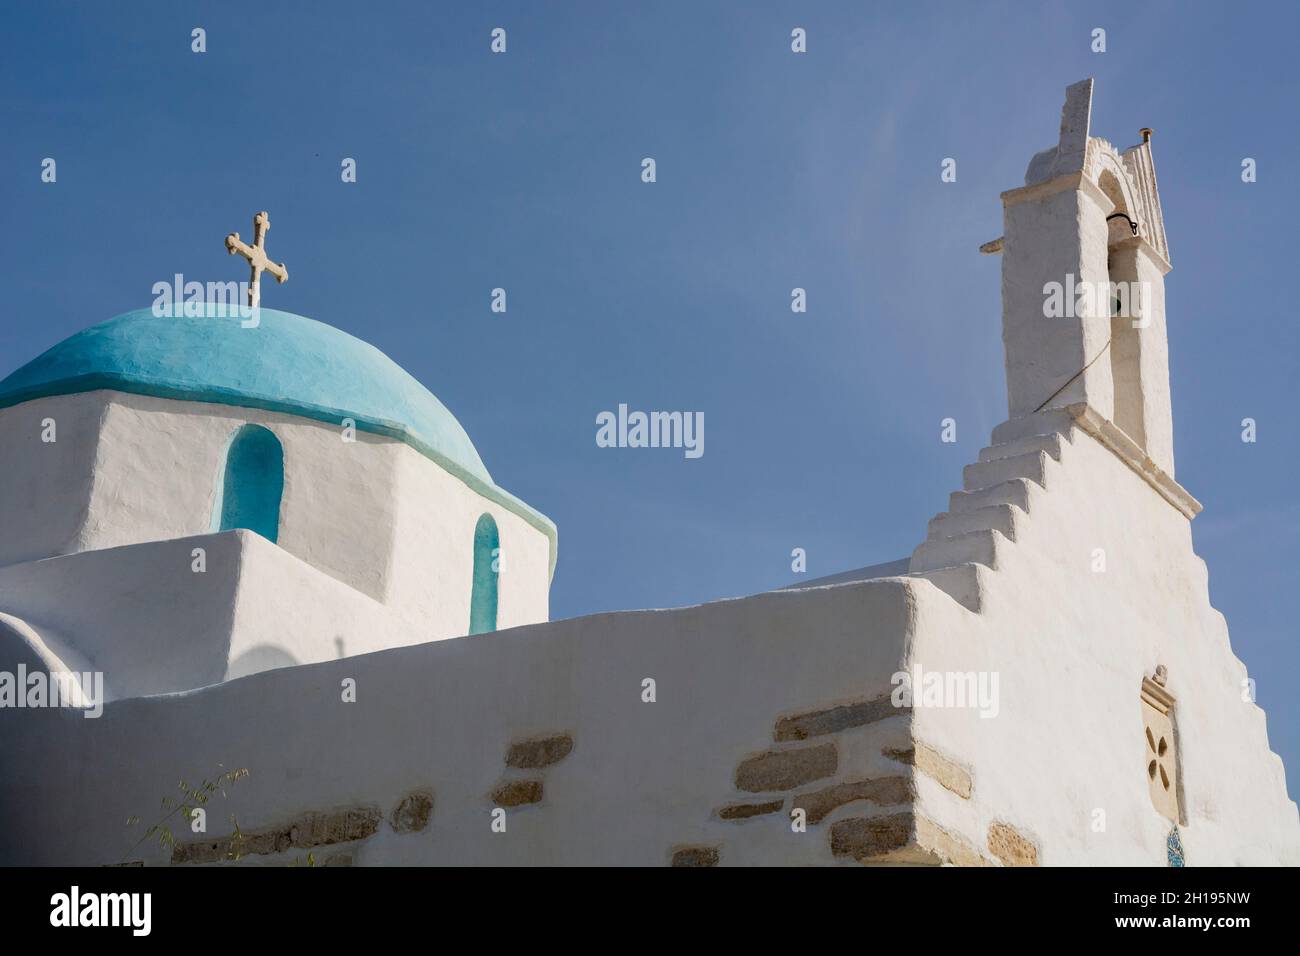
213,424 -> 285,543
469,513 -> 500,635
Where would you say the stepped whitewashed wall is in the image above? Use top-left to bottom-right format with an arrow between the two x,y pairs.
903,415 -> 1298,866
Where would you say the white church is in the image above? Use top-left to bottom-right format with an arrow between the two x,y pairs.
0,80 -> 1295,866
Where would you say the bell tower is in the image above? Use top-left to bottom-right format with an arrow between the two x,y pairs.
990,79 -> 1177,477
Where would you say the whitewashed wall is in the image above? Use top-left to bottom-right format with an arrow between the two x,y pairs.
0,391 -> 551,644
0,579 -> 915,866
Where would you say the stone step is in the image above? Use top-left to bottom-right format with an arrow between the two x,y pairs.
910,563 -> 989,612
949,477 -> 1038,515
962,451 -> 1049,493
927,503 -> 1022,542
991,409 -> 1074,445
909,529 -> 1005,574
977,432 -> 1063,464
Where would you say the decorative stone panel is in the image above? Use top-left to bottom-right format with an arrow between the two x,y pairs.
1140,671 -> 1181,823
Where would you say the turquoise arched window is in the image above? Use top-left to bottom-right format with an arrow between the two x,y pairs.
469,513 -> 499,634
214,424 -> 284,543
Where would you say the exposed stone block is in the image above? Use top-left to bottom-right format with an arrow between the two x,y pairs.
505,732 -> 575,769
290,807 -> 382,848
491,779 -> 544,807
829,813 -> 914,860
774,694 -> 902,741
228,828 -> 288,858
390,790 -> 434,833
670,846 -> 719,867
172,840 -> 232,866
831,811 -> 988,865
987,821 -> 1039,866
171,805 -> 382,865
916,815 -> 988,867
735,743 -> 837,792
717,799 -> 784,820
793,776 -> 913,824
882,743 -> 972,799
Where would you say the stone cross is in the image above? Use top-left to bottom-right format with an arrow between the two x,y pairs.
1051,77 -> 1093,178
225,211 -> 288,307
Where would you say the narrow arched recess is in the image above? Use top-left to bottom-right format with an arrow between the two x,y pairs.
469,513 -> 499,634
214,424 -> 284,543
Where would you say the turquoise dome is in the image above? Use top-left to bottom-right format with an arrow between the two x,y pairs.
0,305 -> 493,485
0,304 -> 556,575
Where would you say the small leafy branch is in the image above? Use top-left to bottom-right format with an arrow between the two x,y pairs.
123,765 -> 249,864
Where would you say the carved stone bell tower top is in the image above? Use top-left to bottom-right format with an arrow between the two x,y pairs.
1023,79 -> 1171,265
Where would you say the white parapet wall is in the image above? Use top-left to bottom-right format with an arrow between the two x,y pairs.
0,578 -> 918,866
0,530 -> 429,699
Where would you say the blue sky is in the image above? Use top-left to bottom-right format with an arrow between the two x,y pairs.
2,2 -> 1297,796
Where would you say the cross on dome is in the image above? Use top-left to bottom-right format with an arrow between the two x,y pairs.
224,210 -> 288,308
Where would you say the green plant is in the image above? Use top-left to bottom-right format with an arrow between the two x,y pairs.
123,765 -> 249,864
